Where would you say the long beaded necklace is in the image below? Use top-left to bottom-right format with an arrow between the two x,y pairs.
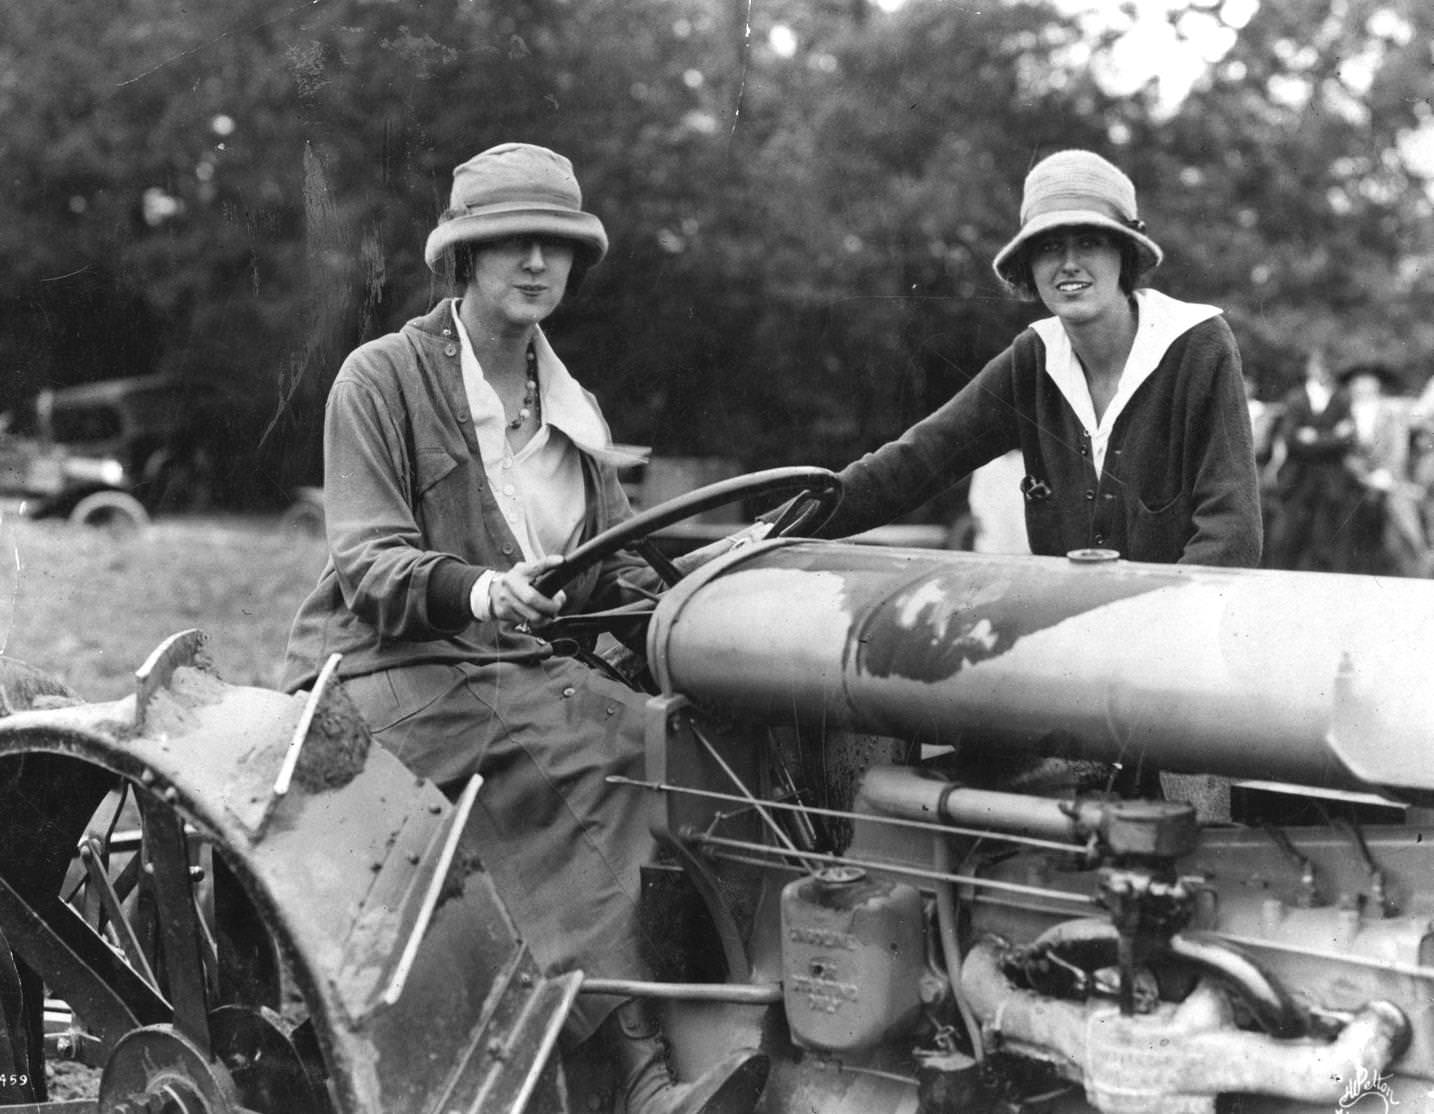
507,342 -> 540,430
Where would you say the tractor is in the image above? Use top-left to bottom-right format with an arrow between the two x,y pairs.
0,467 -> 1431,1112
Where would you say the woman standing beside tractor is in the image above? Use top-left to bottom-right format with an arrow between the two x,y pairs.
809,149 -> 1263,569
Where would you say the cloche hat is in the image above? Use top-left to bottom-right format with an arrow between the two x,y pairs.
1338,361 -> 1404,391
992,150 -> 1163,285
424,142 -> 609,273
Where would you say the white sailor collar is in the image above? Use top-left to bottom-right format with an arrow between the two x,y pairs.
1033,289 -> 1222,434
527,328 -> 646,467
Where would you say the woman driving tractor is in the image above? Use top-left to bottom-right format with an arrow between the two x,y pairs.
282,141 -> 769,1114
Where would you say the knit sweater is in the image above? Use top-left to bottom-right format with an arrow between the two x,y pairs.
820,296 -> 1262,566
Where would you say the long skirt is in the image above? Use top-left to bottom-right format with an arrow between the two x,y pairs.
344,655 -> 654,1042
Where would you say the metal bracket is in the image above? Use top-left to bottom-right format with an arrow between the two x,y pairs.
426,955 -> 581,1114
0,873 -> 168,1059
252,653 -> 342,837
133,629 -> 209,734
76,837 -> 158,992
335,775 -> 482,1022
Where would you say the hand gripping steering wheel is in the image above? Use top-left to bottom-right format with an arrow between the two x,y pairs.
531,466 -> 842,635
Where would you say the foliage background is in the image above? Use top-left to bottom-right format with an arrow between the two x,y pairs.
2,0 -> 1434,515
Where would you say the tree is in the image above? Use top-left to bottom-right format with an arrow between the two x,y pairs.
1149,0 -> 1434,390
4,0 -> 1434,509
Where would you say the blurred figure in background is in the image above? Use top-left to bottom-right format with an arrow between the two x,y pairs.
1264,347 -> 1357,571
1409,370 -> 1434,545
1412,368 -> 1434,432
1245,375 -> 1283,564
966,449 -> 1030,553
1340,362 -> 1429,576
1245,376 -> 1280,467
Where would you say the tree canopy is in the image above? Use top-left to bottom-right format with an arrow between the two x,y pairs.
2,0 -> 1432,506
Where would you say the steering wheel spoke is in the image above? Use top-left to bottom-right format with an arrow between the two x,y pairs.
541,600 -> 658,636
536,466 -> 841,598
532,467 -> 842,651
631,538 -> 684,588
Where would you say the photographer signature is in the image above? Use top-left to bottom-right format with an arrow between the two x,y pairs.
1338,1067 -> 1398,1112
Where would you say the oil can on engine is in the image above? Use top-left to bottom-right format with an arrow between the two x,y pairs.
780,865 -> 924,1052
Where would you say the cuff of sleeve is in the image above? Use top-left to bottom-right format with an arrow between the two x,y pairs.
427,559 -> 485,631
469,570 -> 498,622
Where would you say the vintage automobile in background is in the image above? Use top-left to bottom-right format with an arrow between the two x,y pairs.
0,467 -> 1428,1113
0,374 -> 217,532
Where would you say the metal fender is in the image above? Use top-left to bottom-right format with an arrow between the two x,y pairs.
0,630 -> 576,1114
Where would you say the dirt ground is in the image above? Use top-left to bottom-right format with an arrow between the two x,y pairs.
0,512 -> 327,700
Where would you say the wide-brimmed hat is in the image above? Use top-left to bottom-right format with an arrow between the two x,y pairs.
992,150 -> 1163,285
1338,361 -> 1405,392
423,142 -> 608,273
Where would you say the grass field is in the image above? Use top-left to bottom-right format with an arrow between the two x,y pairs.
0,513 -> 328,701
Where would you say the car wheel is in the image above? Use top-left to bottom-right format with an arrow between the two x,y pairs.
68,491 -> 151,537
278,491 -> 325,542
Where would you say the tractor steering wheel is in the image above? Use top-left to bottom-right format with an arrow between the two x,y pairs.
531,466 -> 841,636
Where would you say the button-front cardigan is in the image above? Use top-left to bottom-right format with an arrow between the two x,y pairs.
818,302 -> 1262,567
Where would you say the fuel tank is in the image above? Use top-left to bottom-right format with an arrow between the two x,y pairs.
646,542 -> 1434,800
779,866 -> 924,1053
